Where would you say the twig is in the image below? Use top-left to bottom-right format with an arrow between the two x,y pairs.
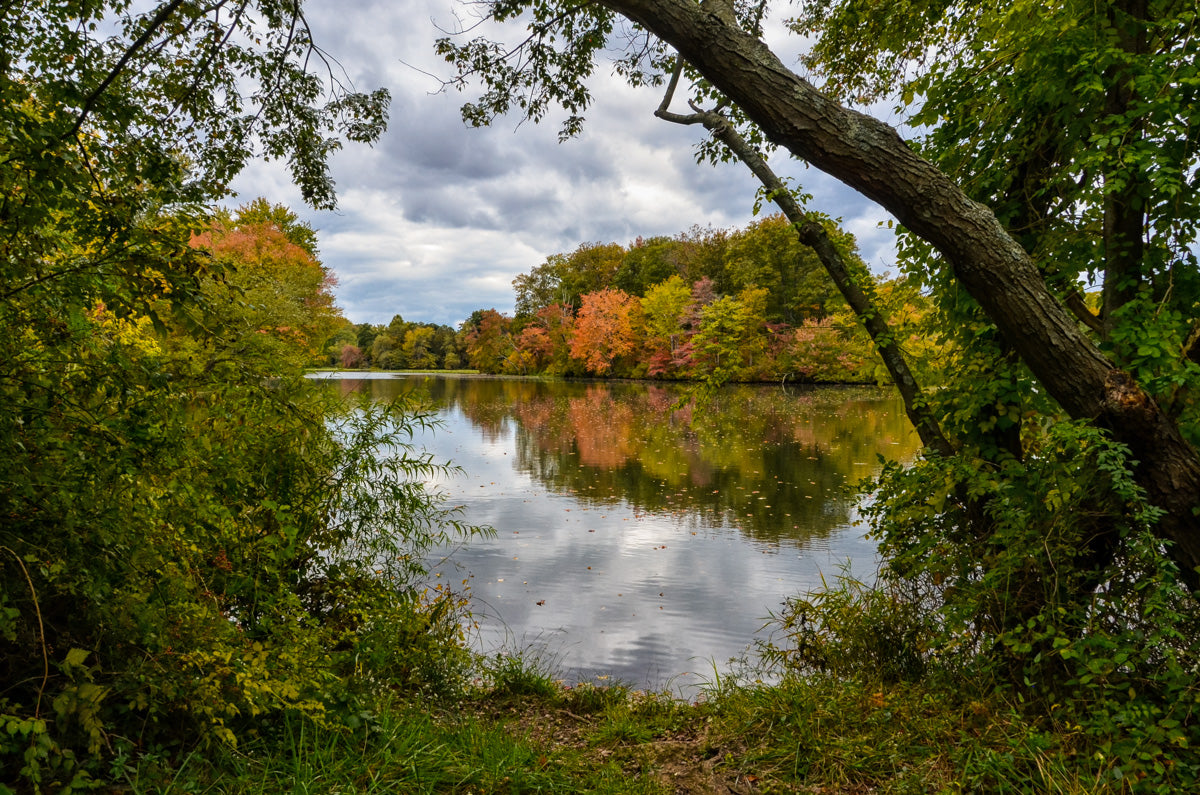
63,0 -> 189,141
2,546 -> 49,718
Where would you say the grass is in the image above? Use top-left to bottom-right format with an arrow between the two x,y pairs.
91,570 -> 1152,795
110,659 -> 1126,795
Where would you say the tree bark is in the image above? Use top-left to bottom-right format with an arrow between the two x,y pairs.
606,0 -> 1200,581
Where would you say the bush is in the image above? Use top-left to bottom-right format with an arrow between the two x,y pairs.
763,421 -> 1200,793
0,314 -> 485,789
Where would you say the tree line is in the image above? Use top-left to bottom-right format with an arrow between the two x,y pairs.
451,215 -> 935,383
325,316 -> 465,370
324,213 -> 934,384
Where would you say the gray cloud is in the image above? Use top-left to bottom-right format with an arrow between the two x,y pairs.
230,0 -> 899,327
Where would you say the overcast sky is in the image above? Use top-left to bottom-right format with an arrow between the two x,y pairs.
230,0 -> 904,328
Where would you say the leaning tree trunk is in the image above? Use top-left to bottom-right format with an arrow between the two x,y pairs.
605,0 -> 1200,582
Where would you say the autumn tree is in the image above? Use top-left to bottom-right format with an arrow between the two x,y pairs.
463,309 -> 514,372
569,288 -> 644,375
340,343 -> 366,368
191,202 -> 346,366
532,302 -> 578,374
641,275 -> 693,377
231,197 -> 322,259
511,324 -> 554,372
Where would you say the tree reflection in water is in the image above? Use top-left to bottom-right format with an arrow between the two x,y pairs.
323,373 -> 920,691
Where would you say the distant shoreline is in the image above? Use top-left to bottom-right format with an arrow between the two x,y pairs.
305,368 -> 883,388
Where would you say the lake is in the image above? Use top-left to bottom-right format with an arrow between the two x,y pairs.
316,373 -> 919,694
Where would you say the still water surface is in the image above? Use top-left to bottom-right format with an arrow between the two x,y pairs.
319,373 -> 919,693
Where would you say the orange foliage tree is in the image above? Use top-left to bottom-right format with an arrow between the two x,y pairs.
568,288 -> 643,375
190,205 -> 343,365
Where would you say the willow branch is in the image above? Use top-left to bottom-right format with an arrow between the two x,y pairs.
3,547 -> 48,718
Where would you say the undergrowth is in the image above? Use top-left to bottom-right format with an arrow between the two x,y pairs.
86,627 -> 1184,795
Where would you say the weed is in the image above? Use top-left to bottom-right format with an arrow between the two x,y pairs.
483,649 -> 562,700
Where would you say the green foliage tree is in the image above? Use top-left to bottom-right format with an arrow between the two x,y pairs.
430,324 -> 464,370
441,0 -> 1200,786
323,320 -> 360,366
356,322 -> 382,362
724,215 -> 837,323
513,254 -> 571,316
403,326 -> 439,369
641,275 -> 693,376
689,287 -> 771,384
614,235 -> 682,295
0,2 -> 486,788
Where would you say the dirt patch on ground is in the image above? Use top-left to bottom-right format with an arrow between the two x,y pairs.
458,697 -> 764,793
446,693 -> 891,793
646,737 -> 758,794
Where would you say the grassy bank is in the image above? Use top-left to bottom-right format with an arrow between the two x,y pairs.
113,658 -> 1120,795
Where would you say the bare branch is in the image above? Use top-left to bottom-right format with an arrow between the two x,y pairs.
656,54 -> 952,455
1065,290 -> 1105,335
1185,320 -> 1200,366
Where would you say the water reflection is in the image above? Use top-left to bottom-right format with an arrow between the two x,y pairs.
320,374 -> 918,692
